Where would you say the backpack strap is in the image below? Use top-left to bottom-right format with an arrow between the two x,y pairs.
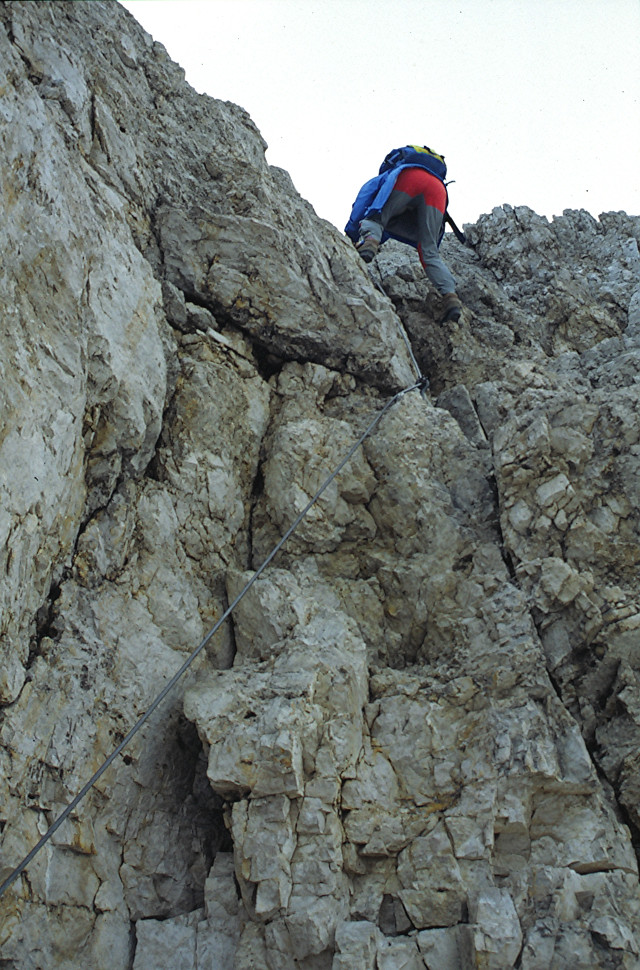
445,212 -> 466,245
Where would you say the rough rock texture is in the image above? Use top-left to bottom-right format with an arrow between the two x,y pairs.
1,3 -> 640,969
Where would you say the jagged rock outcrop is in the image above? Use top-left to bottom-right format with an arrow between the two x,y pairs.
1,2 -> 639,969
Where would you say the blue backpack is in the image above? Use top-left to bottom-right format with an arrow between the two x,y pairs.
379,144 -> 447,182
378,144 -> 466,242
345,143 -> 466,245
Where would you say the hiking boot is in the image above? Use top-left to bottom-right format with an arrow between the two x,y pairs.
356,234 -> 379,263
441,292 -> 462,323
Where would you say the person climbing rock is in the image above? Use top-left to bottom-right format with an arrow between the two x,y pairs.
345,144 -> 463,323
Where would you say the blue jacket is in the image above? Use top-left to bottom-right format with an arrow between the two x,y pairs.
345,164 -> 447,247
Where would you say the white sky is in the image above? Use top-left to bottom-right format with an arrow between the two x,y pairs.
120,0 -> 640,231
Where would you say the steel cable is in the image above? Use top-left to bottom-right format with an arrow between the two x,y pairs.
0,378 -> 424,900
366,267 -> 426,384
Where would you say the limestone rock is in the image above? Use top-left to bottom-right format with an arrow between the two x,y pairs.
1,2 -> 640,969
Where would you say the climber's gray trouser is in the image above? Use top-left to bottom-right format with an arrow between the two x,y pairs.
360,190 -> 456,295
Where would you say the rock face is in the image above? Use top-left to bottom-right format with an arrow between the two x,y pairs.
1,2 -> 640,968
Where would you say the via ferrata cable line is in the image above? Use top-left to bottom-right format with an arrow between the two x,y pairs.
0,377 -> 426,901
366,267 -> 427,389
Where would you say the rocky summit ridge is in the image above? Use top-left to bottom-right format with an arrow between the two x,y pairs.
1,2 -> 640,968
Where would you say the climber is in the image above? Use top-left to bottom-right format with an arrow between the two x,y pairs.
345,144 -> 463,323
